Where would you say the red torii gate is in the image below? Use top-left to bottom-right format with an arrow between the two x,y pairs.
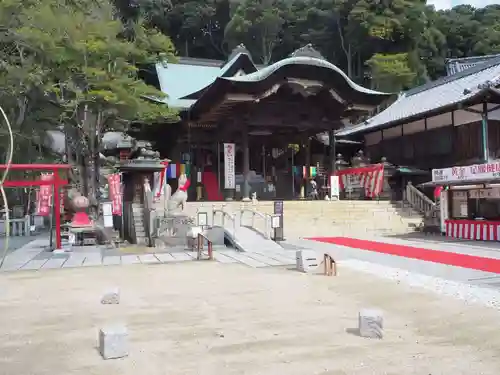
0,164 -> 71,249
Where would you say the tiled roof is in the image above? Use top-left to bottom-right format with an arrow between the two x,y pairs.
336,56 -> 500,137
446,54 -> 500,76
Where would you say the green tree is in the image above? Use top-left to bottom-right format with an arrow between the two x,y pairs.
1,0 -> 177,203
434,5 -> 480,58
224,0 -> 292,64
366,53 -> 416,92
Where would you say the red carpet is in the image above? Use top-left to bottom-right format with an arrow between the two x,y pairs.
202,171 -> 223,201
306,237 -> 500,274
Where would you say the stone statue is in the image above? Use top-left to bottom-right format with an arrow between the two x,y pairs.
167,174 -> 191,213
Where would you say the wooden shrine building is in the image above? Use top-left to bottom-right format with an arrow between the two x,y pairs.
141,44 -> 392,200
337,55 -> 500,172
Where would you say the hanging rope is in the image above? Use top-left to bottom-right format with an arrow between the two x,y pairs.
0,105 -> 14,268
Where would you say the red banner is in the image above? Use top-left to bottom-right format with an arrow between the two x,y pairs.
36,173 -> 54,216
335,164 -> 385,198
108,173 -> 122,216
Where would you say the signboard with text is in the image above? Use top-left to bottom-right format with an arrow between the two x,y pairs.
224,143 -> 235,189
432,161 -> 500,183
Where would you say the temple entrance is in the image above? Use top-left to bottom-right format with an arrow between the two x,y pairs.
138,44 -> 393,201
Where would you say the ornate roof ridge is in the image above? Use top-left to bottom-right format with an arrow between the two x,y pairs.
289,44 -> 325,60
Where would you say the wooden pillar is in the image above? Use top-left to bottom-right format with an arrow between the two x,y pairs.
482,101 -> 489,162
329,128 -> 336,175
196,143 -> 203,201
300,136 -> 311,199
242,126 -> 250,201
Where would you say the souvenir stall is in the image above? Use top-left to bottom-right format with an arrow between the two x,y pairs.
431,161 -> 500,241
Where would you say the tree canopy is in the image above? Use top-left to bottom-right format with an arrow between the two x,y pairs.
125,0 -> 500,90
0,0 -> 177,204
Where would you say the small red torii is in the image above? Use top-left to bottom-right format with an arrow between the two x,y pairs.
0,164 -> 71,250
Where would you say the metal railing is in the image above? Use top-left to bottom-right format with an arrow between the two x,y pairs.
239,207 -> 271,239
405,181 -> 436,215
196,232 -> 213,260
212,205 -> 237,235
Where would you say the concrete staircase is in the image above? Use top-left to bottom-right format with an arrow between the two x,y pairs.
179,200 -> 424,239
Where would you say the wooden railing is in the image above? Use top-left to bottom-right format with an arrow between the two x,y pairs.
404,181 -> 436,215
196,232 -> 213,260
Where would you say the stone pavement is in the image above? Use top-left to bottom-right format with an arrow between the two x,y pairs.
0,236 -> 297,272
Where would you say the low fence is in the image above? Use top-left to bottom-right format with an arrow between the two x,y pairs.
0,215 -> 46,237
0,216 -> 31,237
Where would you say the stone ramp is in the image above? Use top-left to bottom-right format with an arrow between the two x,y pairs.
222,224 -> 285,254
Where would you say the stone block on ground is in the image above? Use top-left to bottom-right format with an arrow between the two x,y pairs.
101,288 -> 120,304
296,250 -> 318,273
99,325 -> 129,359
358,308 -> 383,339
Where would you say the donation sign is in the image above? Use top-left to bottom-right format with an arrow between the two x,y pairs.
432,161 -> 500,183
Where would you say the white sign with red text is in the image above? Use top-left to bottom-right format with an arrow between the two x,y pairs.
224,143 -> 235,189
432,161 -> 500,183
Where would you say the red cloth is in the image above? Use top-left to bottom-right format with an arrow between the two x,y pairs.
434,186 -> 443,199
179,179 -> 191,192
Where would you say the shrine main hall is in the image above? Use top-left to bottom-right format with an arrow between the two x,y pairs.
139,44 -> 393,201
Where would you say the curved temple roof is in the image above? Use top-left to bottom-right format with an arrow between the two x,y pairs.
154,45 -> 392,116
184,54 -> 393,120
222,56 -> 386,96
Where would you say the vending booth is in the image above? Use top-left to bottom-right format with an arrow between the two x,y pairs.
431,161 -> 500,241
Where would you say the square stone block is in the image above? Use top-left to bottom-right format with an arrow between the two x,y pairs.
101,288 -> 120,304
99,325 -> 129,359
358,309 -> 383,339
296,250 -> 318,273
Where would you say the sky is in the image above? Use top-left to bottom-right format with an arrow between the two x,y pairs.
427,0 -> 500,9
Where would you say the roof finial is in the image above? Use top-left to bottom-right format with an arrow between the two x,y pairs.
227,43 -> 252,62
290,44 -> 325,60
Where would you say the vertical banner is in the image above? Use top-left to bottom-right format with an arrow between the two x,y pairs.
36,173 -> 54,216
108,173 -> 122,216
440,189 -> 448,234
223,143 -> 235,189
60,190 -> 65,213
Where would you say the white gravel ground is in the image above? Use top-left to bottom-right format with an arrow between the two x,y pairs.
341,259 -> 500,310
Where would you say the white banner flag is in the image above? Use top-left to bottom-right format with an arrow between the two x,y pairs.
223,143 -> 235,189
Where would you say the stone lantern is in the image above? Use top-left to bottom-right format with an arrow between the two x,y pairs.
379,157 -> 396,200
118,141 -> 165,245
334,154 -> 349,171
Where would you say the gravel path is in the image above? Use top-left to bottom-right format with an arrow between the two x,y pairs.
1,262 -> 500,374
